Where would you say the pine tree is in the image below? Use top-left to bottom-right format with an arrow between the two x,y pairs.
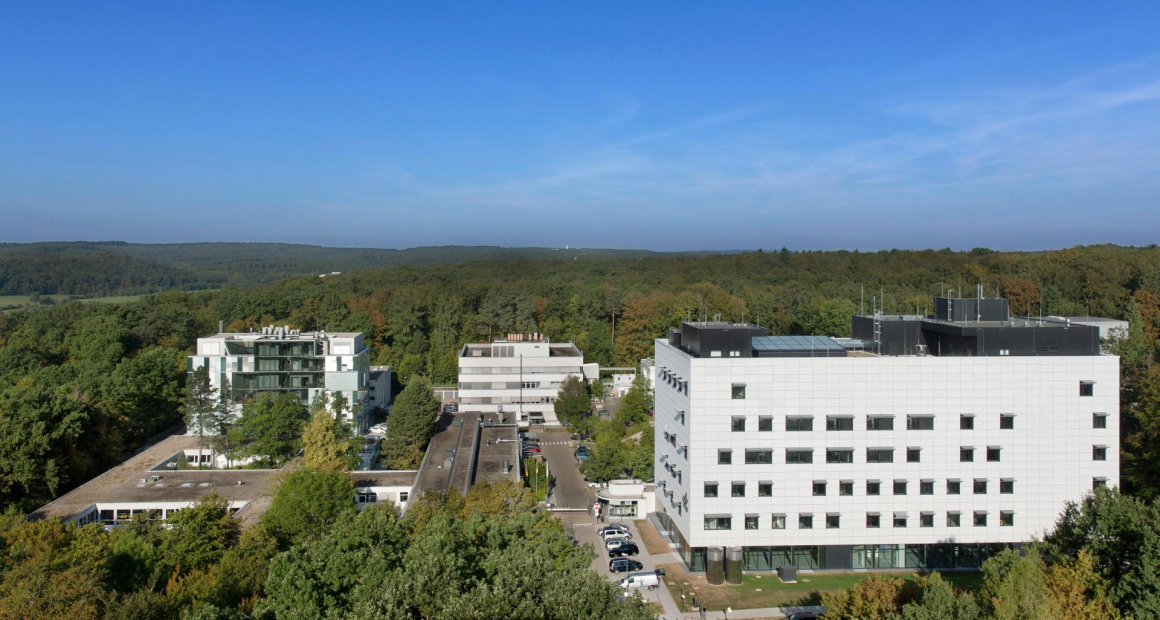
182,366 -> 218,467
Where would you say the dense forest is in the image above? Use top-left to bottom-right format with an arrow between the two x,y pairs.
0,480 -> 656,619
2,244 -> 1159,513
0,241 -> 703,296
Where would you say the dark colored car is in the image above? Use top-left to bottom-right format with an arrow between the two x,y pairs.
522,445 -> 541,454
608,541 -> 639,558
608,558 -> 643,574
784,614 -> 820,620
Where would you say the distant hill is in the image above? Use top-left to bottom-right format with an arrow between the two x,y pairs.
0,241 -> 719,296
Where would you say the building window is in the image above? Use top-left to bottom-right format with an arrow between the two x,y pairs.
987,447 -> 1002,462
920,480 -> 934,495
812,481 -> 827,496
907,415 -> 934,430
826,449 -> 854,464
1000,479 -> 1014,494
866,449 -> 894,463
974,479 -> 988,494
704,483 -> 718,498
786,449 -> 813,464
732,384 -> 747,399
947,512 -> 961,527
839,481 -> 854,496
826,416 -> 854,431
1080,381 -> 1094,397
786,417 -> 813,432
1093,478 -> 1107,490
1093,413 -> 1107,429
745,515 -> 759,530
867,481 -> 881,496
866,513 -> 881,528
705,516 -> 732,530
799,515 -> 813,529
893,480 -> 907,495
960,447 -> 975,462
947,480 -> 961,495
731,417 -> 746,432
974,512 -> 988,527
921,513 -> 934,528
1093,446 -> 1107,461
399,492 -> 409,503
732,482 -> 746,498
745,449 -> 774,464
758,482 -> 773,497
961,414 -> 975,430
866,416 -> 894,431
718,450 -> 732,465
907,448 -> 921,463
1000,511 -> 1014,527
1000,414 -> 1015,429
771,514 -> 786,529
826,514 -> 841,529
894,514 -> 908,528
758,416 -> 773,431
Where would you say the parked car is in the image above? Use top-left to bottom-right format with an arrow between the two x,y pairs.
604,532 -> 632,546
618,569 -> 663,591
784,614 -> 820,620
597,524 -> 629,537
368,423 -> 387,435
608,558 -> 643,574
607,541 -> 639,557
521,445 -> 541,454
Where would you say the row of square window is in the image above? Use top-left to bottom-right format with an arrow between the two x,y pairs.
718,445 -> 1109,465
704,478 -> 1113,499
729,413 -> 1110,432
704,479 -> 1016,498
731,382 -> 1096,400
704,512 -> 1014,531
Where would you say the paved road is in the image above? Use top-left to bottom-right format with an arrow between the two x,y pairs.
538,430 -> 595,510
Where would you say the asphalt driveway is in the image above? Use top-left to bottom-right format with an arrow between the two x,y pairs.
537,429 -> 595,510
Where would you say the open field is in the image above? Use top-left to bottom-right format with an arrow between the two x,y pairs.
0,289 -> 219,311
657,561 -> 983,611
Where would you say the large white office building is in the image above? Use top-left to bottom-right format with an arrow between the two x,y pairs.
458,334 -> 597,426
189,326 -> 374,433
650,295 -> 1119,573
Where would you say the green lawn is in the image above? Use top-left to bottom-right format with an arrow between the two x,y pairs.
659,562 -> 983,611
0,291 -> 218,310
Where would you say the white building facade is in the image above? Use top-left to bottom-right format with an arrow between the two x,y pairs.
458,334 -> 592,426
189,327 -> 373,433
651,298 -> 1119,572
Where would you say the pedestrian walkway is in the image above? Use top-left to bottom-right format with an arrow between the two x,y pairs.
538,440 -> 571,446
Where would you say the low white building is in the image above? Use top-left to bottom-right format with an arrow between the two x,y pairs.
458,334 -> 591,426
189,327 -> 373,433
652,295 -> 1120,573
640,358 -> 656,391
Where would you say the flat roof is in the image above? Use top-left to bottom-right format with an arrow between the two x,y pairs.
350,470 -> 418,487
29,435 -> 281,522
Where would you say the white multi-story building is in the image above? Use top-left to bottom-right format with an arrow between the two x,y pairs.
189,326 -> 373,433
458,334 -> 596,426
651,296 -> 1119,573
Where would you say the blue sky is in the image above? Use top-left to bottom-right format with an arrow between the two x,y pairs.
2,2 -> 1160,251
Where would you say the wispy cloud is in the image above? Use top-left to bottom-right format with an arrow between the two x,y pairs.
370,54 -> 1160,230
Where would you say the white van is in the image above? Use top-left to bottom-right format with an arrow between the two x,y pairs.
604,530 -> 632,545
619,570 -> 661,592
